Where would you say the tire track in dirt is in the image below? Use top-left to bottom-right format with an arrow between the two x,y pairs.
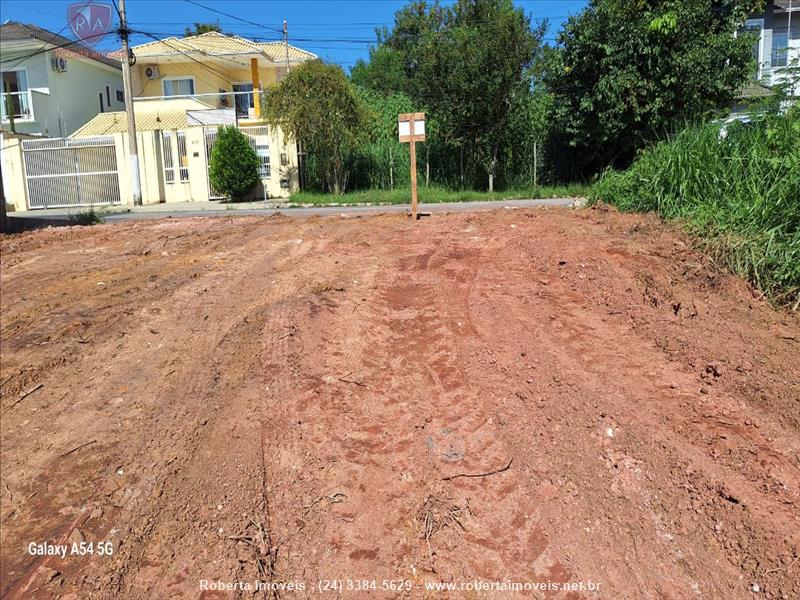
91,226 -> 322,599
255,220 -> 580,597
1,219 -> 315,598
458,214 -> 800,598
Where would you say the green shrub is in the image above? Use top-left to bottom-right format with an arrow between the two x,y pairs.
208,126 -> 261,201
69,209 -> 104,226
592,108 -> 800,308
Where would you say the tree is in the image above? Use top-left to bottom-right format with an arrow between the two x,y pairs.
357,0 -> 545,191
184,21 -> 224,37
542,0 -> 761,178
208,126 -> 261,201
262,61 -> 371,194
350,46 -> 406,95
500,83 -> 553,186
349,88 -> 419,190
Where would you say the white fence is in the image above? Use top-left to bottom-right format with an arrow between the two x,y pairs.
22,136 -> 121,209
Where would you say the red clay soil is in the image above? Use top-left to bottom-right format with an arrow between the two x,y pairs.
1,206 -> 798,600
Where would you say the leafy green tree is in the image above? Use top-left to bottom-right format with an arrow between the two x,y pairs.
542,0 -> 762,178
359,0 -> 546,191
499,84 -> 553,186
208,126 -> 260,201
262,60 -> 371,194
184,21 -> 224,37
351,46 -> 406,95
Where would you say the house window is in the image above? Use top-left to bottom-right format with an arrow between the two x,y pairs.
162,131 -> 175,184
742,19 -> 764,69
232,83 -> 254,117
1,69 -> 33,120
176,131 -> 189,182
255,137 -> 270,178
772,31 -> 789,68
116,89 -> 124,103
106,85 -> 111,106
163,77 -> 195,97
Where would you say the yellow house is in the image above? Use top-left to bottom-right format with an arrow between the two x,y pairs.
67,32 -> 316,205
128,32 -> 315,122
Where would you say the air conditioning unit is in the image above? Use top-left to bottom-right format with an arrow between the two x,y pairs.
145,66 -> 161,80
51,57 -> 67,72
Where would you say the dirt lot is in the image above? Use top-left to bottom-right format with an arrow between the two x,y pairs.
1,206 -> 799,599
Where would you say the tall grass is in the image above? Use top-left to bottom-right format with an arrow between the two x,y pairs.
591,108 -> 800,308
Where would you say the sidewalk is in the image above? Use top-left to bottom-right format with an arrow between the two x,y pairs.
8,197 -> 586,225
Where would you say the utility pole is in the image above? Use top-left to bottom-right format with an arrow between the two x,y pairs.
0,135 -> 7,234
118,0 -> 142,205
284,19 -> 304,190
283,19 -> 290,74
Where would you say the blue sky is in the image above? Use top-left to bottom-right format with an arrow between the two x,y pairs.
1,0 -> 588,70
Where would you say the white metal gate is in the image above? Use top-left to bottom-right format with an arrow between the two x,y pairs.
203,128 -> 224,199
22,136 -> 122,209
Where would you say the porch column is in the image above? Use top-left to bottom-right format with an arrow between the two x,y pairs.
251,58 -> 261,118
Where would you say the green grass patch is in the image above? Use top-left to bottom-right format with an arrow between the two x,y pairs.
591,108 -> 800,309
68,208 -> 105,226
288,184 -> 588,206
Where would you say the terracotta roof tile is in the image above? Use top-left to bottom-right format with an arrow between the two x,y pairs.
71,98 -> 217,136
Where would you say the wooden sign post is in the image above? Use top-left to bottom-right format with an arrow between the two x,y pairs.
398,112 -> 425,220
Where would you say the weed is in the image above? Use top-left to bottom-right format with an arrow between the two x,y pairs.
592,108 -> 800,308
68,209 -> 105,226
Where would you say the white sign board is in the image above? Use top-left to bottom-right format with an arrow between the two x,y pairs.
398,119 -> 425,139
398,112 -> 426,143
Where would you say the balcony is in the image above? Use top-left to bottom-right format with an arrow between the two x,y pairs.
1,90 -> 34,122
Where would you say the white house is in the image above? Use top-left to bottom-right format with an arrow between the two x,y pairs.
0,22 -> 124,137
744,0 -> 799,96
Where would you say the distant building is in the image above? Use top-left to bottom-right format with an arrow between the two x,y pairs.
1,31 -> 318,211
125,31 -> 316,122
73,31 -> 318,202
740,0 -> 799,102
0,22 -> 124,136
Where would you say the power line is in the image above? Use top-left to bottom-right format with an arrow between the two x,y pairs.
124,27 -> 561,45
182,0 -> 282,34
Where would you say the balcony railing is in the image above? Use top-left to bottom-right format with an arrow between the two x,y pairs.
0,90 -> 34,121
135,90 -> 263,118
